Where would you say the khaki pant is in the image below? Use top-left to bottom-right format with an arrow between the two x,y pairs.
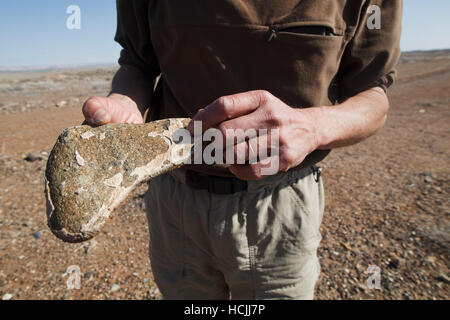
144,166 -> 324,300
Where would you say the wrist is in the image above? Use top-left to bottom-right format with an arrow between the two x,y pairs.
296,106 -> 329,151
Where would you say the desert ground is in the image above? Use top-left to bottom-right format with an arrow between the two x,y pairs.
0,50 -> 449,300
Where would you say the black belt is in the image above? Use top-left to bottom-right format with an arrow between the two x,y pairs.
184,165 -> 320,195
185,170 -> 248,195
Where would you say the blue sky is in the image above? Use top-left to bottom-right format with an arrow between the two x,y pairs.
0,0 -> 449,68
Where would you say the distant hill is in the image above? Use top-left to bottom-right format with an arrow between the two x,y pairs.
400,49 -> 450,63
1,49 -> 449,72
0,63 -> 118,73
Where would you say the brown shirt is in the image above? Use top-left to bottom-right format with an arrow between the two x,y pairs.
114,0 -> 402,175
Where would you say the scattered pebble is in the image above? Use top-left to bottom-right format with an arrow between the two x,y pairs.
424,176 -> 432,183
24,152 -> 46,162
110,284 -> 120,293
56,101 -> 67,108
2,293 -> 13,300
425,256 -> 436,265
437,274 -> 450,284
388,257 -> 405,269
403,291 -> 412,300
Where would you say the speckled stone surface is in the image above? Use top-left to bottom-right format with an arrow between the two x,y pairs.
45,118 -> 192,243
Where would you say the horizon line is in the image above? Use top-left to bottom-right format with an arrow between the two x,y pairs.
1,48 -> 449,73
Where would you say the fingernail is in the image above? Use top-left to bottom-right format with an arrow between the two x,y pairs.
93,109 -> 108,123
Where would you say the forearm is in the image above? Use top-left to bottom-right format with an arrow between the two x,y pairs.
109,65 -> 156,116
308,86 -> 390,150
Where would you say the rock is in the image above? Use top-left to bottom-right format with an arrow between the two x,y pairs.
110,284 -> 120,292
2,293 -> 13,300
388,253 -> 405,269
403,291 -> 412,300
33,230 -> 42,239
384,283 -> 393,292
436,273 -> 450,284
415,200 -> 433,214
45,119 -> 192,243
56,101 -> 67,108
340,241 -> 353,251
24,152 -> 46,162
84,239 -> 97,255
425,256 -> 436,265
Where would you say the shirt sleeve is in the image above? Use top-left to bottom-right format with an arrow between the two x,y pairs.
336,0 -> 403,101
114,0 -> 160,78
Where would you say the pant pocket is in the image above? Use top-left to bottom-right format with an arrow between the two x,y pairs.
250,175 -> 320,261
145,174 -> 184,283
284,174 -> 323,254
247,175 -> 322,297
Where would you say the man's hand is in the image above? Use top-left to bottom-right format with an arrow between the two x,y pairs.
82,93 -> 144,125
187,90 -> 320,180
187,87 -> 390,180
82,65 -> 155,125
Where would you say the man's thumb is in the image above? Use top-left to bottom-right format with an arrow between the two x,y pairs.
82,97 -> 112,125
